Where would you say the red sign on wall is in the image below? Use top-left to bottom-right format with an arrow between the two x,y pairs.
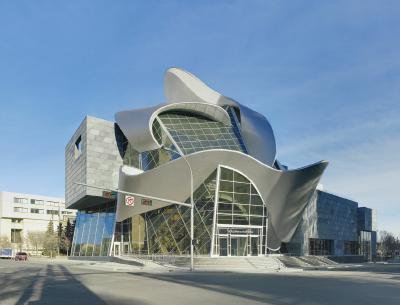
125,196 -> 135,206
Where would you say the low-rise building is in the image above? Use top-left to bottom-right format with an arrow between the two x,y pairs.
0,191 -> 76,253
284,189 -> 377,261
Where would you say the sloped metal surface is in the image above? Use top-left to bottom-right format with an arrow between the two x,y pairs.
115,102 -> 231,153
164,68 -> 277,165
116,149 -> 327,250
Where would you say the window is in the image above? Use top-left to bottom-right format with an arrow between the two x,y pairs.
75,135 -> 82,158
14,207 -> 28,213
309,238 -> 334,255
11,229 -> 22,243
31,199 -> 44,205
71,202 -> 117,257
344,241 -> 359,255
46,201 -> 57,206
217,167 -> 266,226
14,197 -> 28,204
31,208 -> 44,214
11,218 -> 23,223
157,111 -> 247,155
47,210 -> 58,215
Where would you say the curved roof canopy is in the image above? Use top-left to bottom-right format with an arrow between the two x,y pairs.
164,68 -> 277,165
115,102 -> 232,153
116,67 -> 277,165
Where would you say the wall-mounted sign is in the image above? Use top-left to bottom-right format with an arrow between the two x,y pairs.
226,228 -> 254,235
102,191 -> 117,199
125,195 -> 135,206
141,199 -> 152,206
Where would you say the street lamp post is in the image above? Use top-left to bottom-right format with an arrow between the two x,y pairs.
163,146 -> 195,272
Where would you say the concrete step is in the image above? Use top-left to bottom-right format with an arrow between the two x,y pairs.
117,255 -> 286,271
276,255 -> 339,268
172,256 -> 284,271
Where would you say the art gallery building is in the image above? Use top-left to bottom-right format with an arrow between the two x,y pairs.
65,68 -> 376,260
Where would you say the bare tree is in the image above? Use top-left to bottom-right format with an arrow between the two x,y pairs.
0,236 -> 11,248
26,231 -> 46,255
43,235 -> 59,258
378,230 -> 400,259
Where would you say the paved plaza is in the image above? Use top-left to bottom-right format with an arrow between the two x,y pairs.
0,258 -> 399,305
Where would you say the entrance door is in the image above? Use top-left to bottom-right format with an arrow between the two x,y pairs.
114,244 -> 120,256
250,236 -> 259,256
219,237 -> 228,256
231,236 -> 248,256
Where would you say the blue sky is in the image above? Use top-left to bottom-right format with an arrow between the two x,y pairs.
0,1 -> 399,235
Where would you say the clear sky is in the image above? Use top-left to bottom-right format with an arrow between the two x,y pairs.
0,1 -> 399,235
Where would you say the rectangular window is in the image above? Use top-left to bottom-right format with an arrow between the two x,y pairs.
47,210 -> 58,215
75,135 -> 82,159
14,197 -> 28,204
11,229 -> 22,243
30,199 -> 44,205
14,207 -> 28,213
309,238 -> 334,255
344,241 -> 359,255
31,208 -> 44,214
11,218 -> 23,223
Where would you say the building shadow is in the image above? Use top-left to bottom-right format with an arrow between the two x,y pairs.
15,264 -> 108,305
130,270 -> 400,305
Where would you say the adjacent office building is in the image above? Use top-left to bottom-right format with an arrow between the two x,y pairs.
0,191 -> 76,252
65,68 -> 376,259
283,189 -> 377,260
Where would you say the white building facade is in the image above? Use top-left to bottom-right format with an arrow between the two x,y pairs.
0,191 -> 76,252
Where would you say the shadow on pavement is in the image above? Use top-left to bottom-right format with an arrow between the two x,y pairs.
0,264 -> 42,303
16,264 -> 108,305
130,270 -> 400,305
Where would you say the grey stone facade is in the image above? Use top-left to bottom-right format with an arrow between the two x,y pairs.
65,116 -> 123,209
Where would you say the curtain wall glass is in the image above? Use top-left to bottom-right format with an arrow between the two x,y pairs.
71,202 -> 116,257
144,170 -> 217,255
158,111 -> 247,155
214,167 -> 267,256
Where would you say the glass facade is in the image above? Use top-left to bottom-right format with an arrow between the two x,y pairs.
216,167 -> 265,226
359,230 -> 372,260
214,167 -> 267,256
158,111 -> 247,155
71,202 -> 116,256
344,240 -> 359,255
116,118 -> 180,172
115,109 -> 248,172
70,166 -> 268,257
309,238 -> 334,255
139,118 -> 181,171
110,166 -> 268,256
145,170 -> 217,255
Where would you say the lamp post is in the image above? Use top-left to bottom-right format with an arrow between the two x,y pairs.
162,145 -> 195,272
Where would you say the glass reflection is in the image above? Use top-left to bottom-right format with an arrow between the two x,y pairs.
71,201 -> 116,257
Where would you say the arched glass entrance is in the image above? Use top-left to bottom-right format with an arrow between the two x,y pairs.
212,166 -> 268,256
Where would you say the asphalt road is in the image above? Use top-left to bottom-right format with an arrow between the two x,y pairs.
0,258 -> 399,305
